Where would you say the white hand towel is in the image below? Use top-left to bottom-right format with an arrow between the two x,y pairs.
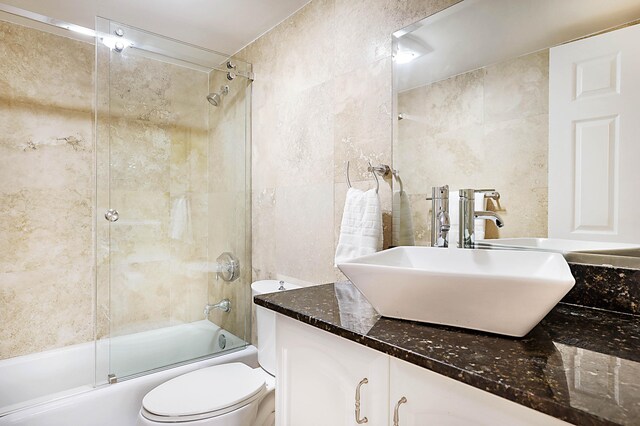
392,190 -> 401,244
392,190 -> 415,246
335,188 -> 383,266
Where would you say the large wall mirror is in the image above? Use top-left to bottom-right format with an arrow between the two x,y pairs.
392,0 -> 640,266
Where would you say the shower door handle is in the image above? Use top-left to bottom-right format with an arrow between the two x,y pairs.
104,209 -> 119,222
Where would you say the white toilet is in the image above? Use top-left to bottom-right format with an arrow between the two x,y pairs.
137,280 -> 299,426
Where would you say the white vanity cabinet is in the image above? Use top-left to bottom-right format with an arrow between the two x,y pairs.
276,315 -> 389,425
277,315 -> 572,426
389,358 -> 569,426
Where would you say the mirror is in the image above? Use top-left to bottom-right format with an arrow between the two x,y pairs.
392,0 -> 640,266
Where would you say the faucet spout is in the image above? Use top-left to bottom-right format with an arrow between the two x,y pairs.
204,299 -> 231,318
474,211 -> 504,228
458,189 -> 504,248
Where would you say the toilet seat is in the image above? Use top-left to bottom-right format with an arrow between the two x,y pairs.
141,363 -> 266,423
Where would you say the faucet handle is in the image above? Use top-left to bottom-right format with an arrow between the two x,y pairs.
426,185 -> 449,200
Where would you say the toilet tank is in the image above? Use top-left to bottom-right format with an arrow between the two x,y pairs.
251,280 -> 300,375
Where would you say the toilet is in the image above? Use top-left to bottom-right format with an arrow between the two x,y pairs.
137,280 -> 299,426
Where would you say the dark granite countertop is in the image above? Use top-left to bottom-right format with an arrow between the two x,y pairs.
255,282 -> 640,426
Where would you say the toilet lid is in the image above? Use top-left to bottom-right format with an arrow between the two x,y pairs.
142,363 -> 266,418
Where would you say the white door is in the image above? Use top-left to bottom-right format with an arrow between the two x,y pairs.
549,24 -> 640,243
389,357 -> 569,426
276,316 -> 389,426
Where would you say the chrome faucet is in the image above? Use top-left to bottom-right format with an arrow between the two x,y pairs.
458,189 -> 504,248
204,299 -> 231,318
427,185 -> 450,247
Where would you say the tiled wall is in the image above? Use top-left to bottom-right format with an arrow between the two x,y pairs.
0,21 -> 95,359
239,0 -> 459,286
397,50 -> 550,244
100,51 -> 211,338
1,20 -> 236,358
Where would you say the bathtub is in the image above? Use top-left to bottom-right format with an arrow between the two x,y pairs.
0,321 -> 257,426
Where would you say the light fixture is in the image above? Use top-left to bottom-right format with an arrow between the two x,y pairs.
393,34 -> 431,64
394,50 -> 419,64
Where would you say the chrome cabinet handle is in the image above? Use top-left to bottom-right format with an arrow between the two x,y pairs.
104,209 -> 119,222
393,396 -> 407,426
355,378 -> 369,424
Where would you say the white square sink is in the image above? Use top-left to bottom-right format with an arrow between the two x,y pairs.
337,247 -> 575,337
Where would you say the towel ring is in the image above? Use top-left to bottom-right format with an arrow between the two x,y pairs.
346,161 -> 380,193
367,162 -> 380,193
392,169 -> 403,192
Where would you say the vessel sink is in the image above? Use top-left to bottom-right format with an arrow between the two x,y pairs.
337,247 -> 575,337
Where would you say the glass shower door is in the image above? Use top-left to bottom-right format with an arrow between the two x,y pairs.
96,18 -> 252,382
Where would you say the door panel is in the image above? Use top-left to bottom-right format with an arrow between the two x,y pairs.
549,24 -> 640,243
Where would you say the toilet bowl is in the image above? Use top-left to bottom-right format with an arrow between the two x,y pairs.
137,280 -> 299,426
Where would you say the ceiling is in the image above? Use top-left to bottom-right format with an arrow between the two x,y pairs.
1,0 -> 311,56
394,0 -> 640,92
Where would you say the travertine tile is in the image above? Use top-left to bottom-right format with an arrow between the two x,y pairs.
410,193 -> 431,245
109,259 -> 172,336
0,266 -> 93,358
0,105 -> 93,192
252,189 -> 277,281
334,58 -> 393,183
0,21 -> 93,111
275,184 -> 335,284
483,114 -> 548,238
251,102 -> 281,191
397,124 -> 486,195
484,50 -> 549,124
236,0 -> 335,118
278,81 -> 335,187
0,189 -> 93,274
423,68 -> 485,136
334,0 -> 459,76
397,85 -> 428,145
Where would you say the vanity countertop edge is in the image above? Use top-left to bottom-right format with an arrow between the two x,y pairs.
254,282 -> 640,426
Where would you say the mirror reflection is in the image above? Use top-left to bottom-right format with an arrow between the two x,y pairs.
392,0 -> 640,264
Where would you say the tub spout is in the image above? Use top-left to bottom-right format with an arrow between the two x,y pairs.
204,299 -> 231,318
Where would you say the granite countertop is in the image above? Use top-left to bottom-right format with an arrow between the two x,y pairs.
255,282 -> 640,426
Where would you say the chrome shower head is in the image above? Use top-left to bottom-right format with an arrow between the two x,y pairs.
206,92 -> 221,106
206,85 -> 230,107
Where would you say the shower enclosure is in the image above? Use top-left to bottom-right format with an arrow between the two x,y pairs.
0,5 -> 252,416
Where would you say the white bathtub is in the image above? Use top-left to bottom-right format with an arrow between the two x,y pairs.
0,321 -> 257,426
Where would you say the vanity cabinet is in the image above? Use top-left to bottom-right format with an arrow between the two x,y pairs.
389,358 -> 568,426
276,315 -> 570,426
276,315 -> 389,425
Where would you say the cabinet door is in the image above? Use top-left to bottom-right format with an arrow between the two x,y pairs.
276,315 -> 389,426
389,357 -> 570,426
